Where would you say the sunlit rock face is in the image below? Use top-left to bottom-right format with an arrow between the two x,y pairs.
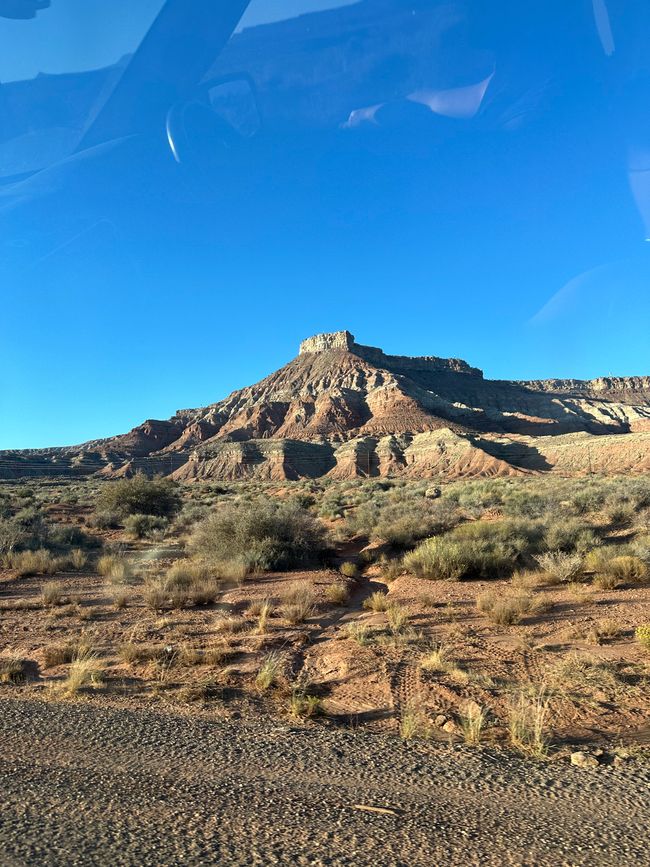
2,330 -> 650,481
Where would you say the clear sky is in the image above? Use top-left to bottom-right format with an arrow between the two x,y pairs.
1,0 -> 650,449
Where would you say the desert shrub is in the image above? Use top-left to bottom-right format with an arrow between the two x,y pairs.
534,551 -> 583,584
325,582 -> 350,605
255,652 -> 283,691
0,517 -> 28,554
289,691 -> 321,719
95,473 -> 181,520
172,503 -> 210,533
0,507 -> 49,553
405,519 -> 538,581
123,513 -> 168,539
636,625 -> 650,650
47,524 -> 96,551
281,581 -> 316,624
403,537 -> 468,581
7,549 -> 58,577
543,519 -> 599,554
372,499 -> 460,547
88,510 -> 121,530
41,581 -> 66,607
43,637 -> 93,668
585,548 -> 646,589
476,590 -> 542,625
189,500 -> 326,573
339,561 -> 358,579
604,555 -> 648,585
56,655 -> 104,696
507,689 -> 550,758
386,603 -> 409,634
0,656 -> 28,684
97,555 -> 133,585
363,591 -> 390,612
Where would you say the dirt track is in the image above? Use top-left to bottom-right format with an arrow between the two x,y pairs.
1,698 -> 648,866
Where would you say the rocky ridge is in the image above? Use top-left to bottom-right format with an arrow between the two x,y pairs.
2,331 -> 650,480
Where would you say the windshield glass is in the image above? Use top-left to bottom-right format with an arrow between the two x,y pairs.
0,0 -> 165,82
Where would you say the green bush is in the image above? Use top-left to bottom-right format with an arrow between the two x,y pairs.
404,519 -> 541,581
189,500 -> 327,573
403,537 -> 469,581
95,473 -> 181,520
123,513 -> 169,539
543,519 -> 599,554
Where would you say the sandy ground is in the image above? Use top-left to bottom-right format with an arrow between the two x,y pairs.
1,697 -> 649,867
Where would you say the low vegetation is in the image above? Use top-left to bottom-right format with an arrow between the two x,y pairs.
1,473 -> 649,755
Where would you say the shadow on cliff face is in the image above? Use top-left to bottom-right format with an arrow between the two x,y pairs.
471,436 -> 553,472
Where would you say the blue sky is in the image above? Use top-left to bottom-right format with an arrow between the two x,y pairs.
2,0 -> 650,449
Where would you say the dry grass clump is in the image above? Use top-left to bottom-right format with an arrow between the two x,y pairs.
41,581 -> 67,607
399,699 -> 430,740
289,691 -> 322,719
8,549 -> 58,578
386,603 -> 410,635
507,688 -> 550,758
250,598 -> 274,634
534,551 -> 583,584
142,561 -> 222,611
255,652 -> 283,691
587,618 -> 624,644
345,621 -> 371,645
379,556 -> 403,583
175,678 -> 219,705
511,569 -> 543,590
585,549 -> 647,590
550,652 -> 621,693
54,655 -> 104,697
635,625 -> 650,650
97,555 -> 133,585
325,582 -> 350,606
363,591 -> 389,613
111,588 -> 130,610
476,590 -> 543,625
339,561 -> 359,579
69,549 -> 87,571
214,614 -> 248,635
420,644 -> 452,673
460,703 -> 487,746
43,637 -> 93,668
0,656 -> 28,684
280,582 -> 315,624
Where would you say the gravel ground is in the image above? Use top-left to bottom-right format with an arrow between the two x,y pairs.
0,698 -> 648,866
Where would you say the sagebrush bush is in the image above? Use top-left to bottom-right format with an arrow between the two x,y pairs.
403,537 -> 468,581
123,513 -> 168,539
534,551 -> 583,584
95,473 -> 181,519
190,500 -> 326,573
